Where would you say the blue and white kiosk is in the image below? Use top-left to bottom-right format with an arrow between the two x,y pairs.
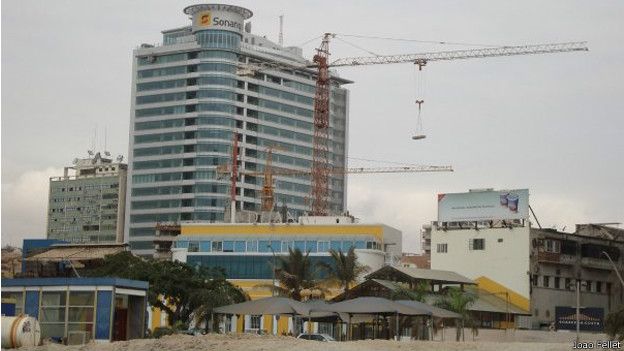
1,278 -> 148,344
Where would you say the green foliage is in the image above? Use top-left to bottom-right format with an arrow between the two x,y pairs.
85,252 -> 247,326
605,305 -> 624,341
274,248 -> 317,301
152,327 -> 175,339
318,247 -> 370,299
390,281 -> 430,302
434,287 -> 477,341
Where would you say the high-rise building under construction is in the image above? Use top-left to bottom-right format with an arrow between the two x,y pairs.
126,4 -> 350,255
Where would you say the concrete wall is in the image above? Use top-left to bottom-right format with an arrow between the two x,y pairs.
431,225 -> 531,300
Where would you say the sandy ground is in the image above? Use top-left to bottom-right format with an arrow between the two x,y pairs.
10,330 -> 616,351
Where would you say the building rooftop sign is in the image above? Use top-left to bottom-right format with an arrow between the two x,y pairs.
437,189 -> 529,222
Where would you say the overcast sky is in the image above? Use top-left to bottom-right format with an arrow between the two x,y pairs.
2,1 -> 623,251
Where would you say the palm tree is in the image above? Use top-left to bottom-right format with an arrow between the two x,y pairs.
274,248 -> 317,301
434,287 -> 476,341
318,247 -> 370,299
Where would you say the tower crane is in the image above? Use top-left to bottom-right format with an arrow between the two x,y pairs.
238,35 -> 589,216
218,136 -> 453,217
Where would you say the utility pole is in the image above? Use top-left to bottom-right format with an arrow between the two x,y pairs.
576,279 -> 580,344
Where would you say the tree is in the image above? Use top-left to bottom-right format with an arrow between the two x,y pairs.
434,287 -> 476,341
318,247 -> 369,299
605,305 -> 624,341
274,248 -> 317,301
85,252 -> 246,326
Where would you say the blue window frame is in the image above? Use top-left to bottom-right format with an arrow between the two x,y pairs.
234,241 -> 246,252
282,241 -> 293,252
355,241 -> 365,249
200,241 -> 211,252
246,240 -> 258,252
259,241 -> 270,252
342,241 -> 354,251
223,241 -> 234,252
177,241 -> 189,249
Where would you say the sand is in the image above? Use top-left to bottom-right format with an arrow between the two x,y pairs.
11,330 -> 615,351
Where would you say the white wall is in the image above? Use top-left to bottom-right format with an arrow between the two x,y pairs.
431,225 -> 531,298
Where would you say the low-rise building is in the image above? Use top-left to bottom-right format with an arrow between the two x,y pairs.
1,277 -> 148,344
430,188 -> 624,330
168,216 -> 402,300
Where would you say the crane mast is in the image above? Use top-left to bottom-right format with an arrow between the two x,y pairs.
310,33 -> 333,216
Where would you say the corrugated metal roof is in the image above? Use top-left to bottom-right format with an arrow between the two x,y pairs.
366,265 -> 475,285
25,245 -> 125,261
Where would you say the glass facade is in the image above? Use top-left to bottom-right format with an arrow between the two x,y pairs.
187,255 -> 334,279
128,15 -> 349,254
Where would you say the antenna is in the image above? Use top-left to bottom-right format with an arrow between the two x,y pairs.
278,15 -> 284,46
104,126 -> 107,155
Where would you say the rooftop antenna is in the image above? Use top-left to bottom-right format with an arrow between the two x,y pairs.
104,126 -> 108,156
278,15 -> 284,46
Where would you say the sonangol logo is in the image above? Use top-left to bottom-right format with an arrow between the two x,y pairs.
200,12 -> 211,26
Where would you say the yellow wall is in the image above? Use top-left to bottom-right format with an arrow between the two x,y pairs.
475,276 -> 530,312
182,224 -> 384,240
151,307 -> 162,329
236,315 -> 244,333
278,316 -> 289,335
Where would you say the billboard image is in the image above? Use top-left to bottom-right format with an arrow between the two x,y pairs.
437,189 -> 529,222
555,306 -> 604,332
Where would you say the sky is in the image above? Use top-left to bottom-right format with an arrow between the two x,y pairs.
2,0 -> 623,251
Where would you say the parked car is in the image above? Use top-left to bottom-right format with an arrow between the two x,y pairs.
297,333 -> 335,342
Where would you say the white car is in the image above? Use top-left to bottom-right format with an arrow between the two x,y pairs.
297,333 -> 335,342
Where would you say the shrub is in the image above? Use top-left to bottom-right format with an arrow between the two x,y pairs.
605,305 -> 624,341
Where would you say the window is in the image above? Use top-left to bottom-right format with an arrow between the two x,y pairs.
596,281 -> 602,293
212,241 -> 223,252
250,315 -> 261,330
306,241 -> 317,253
1,292 -> 23,315
234,241 -> 246,252
436,243 -> 448,253
544,239 -> 561,253
40,291 -> 67,339
318,241 -> 329,252
586,280 -> 592,292
565,278 -> 572,290
469,238 -> 485,251
188,241 -> 199,252
543,276 -> 550,288
223,241 -> 234,252
532,275 -> 538,286
554,277 -> 561,289
68,291 -> 95,341
246,240 -> 258,252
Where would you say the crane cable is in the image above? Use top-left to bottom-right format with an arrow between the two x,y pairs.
334,33 -> 503,48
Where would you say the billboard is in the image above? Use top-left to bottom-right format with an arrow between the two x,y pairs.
437,189 -> 529,222
555,306 -> 604,332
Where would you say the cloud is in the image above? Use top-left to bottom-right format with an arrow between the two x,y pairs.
1,167 -> 62,247
348,180 -> 437,253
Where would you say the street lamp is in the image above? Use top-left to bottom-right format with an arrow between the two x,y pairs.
601,251 -> 624,289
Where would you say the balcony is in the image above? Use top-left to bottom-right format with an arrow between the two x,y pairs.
580,257 -> 613,270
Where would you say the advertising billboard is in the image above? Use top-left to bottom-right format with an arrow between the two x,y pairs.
555,306 -> 604,332
437,189 -> 529,222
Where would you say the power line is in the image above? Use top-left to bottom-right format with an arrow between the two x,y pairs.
335,33 -> 503,48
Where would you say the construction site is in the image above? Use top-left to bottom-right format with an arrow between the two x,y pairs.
4,1 -> 622,350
